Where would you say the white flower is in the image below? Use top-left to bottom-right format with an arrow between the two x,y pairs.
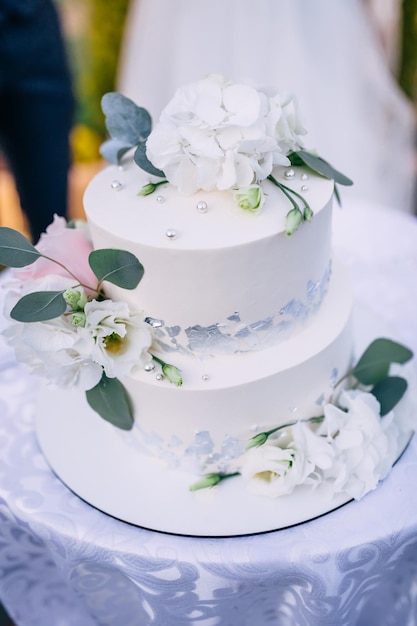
234,185 -> 265,213
146,75 -> 306,194
291,421 -> 335,473
240,444 -> 309,497
317,391 -> 399,499
83,300 -> 153,378
3,315 -> 102,390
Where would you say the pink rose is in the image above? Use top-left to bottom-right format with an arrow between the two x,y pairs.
14,215 -> 97,291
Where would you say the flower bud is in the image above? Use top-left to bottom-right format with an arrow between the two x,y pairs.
246,431 -> 269,450
285,207 -> 303,236
189,473 -> 222,491
137,183 -> 157,196
64,288 -> 87,311
234,185 -> 265,213
162,363 -> 183,386
72,311 -> 86,327
303,204 -> 314,222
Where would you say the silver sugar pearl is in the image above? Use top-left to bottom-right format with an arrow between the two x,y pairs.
165,228 -> 177,240
156,195 -> 165,203
144,362 -> 155,372
301,185 -> 309,192
156,373 -> 164,381
284,169 -> 295,179
196,200 -> 208,213
301,173 -> 309,180
202,374 -> 209,381
110,180 -> 123,191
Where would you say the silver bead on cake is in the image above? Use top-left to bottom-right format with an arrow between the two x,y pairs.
165,229 -> 177,240
284,169 -> 295,179
110,180 -> 123,191
196,201 -> 208,213
156,195 -> 165,203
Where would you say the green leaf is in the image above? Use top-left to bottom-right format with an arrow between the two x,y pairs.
99,138 -> 132,165
371,376 -> 408,416
10,291 -> 66,322
86,373 -> 134,430
101,92 -> 152,145
333,184 -> 342,206
89,249 -> 144,289
353,338 -> 413,385
134,143 -> 165,178
0,227 -> 41,267
291,150 -> 353,186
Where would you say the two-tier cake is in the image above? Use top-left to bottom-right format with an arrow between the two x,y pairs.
1,75 -> 414,535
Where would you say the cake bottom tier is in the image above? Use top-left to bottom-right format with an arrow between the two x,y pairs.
123,261 -> 353,474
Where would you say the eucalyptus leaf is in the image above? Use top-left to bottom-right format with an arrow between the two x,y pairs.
0,227 -> 41,267
292,150 -> 353,186
10,291 -> 66,322
99,138 -> 132,165
371,376 -> 408,416
86,373 -> 133,430
89,249 -> 144,289
353,338 -> 413,386
333,184 -> 342,206
134,143 -> 166,178
101,92 -> 152,144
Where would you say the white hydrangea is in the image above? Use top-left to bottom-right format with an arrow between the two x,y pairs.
317,390 -> 400,499
146,75 -> 306,194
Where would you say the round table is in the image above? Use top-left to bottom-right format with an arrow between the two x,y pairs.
0,201 -> 417,626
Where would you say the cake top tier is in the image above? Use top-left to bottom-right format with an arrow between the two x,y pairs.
84,162 -> 334,251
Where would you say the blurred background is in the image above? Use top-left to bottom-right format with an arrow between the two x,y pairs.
0,0 -> 416,243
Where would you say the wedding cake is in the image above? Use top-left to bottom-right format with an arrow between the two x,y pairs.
0,76 -> 414,533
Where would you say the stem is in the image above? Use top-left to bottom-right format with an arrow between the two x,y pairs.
267,176 -> 299,211
38,253 -> 101,296
154,179 -> 168,189
277,181 -> 311,210
265,414 -> 324,438
151,354 -> 168,367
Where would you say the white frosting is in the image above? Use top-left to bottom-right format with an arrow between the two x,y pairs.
121,261 -> 352,473
84,161 -> 334,354
83,159 -> 353,475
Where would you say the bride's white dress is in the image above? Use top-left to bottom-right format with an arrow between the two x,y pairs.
118,0 -> 415,212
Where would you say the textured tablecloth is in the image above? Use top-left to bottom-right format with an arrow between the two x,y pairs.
0,201 -> 417,626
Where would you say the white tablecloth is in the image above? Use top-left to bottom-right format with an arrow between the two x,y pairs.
0,200 -> 417,626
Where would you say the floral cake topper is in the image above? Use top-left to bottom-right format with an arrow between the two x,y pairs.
100,74 -> 353,234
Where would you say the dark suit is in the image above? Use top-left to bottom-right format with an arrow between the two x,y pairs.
0,0 -> 74,242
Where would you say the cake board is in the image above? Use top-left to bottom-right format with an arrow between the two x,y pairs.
35,306 -> 416,537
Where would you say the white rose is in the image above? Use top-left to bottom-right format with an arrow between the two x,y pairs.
83,300 -> 153,379
240,444 -> 309,497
